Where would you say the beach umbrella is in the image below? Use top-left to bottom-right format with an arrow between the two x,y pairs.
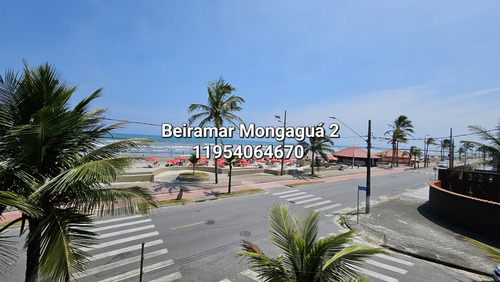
328,156 -> 338,161
199,157 -> 208,162
167,159 -> 179,163
175,157 -> 186,160
270,158 -> 280,163
147,158 -> 158,161
255,159 -> 266,163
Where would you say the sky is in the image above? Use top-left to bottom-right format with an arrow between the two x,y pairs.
2,1 -> 500,151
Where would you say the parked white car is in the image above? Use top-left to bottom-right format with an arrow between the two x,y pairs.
436,161 -> 447,168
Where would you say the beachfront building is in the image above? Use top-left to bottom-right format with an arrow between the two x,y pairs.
376,148 -> 411,165
333,146 -> 380,167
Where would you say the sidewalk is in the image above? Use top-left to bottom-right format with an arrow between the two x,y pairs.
346,188 -> 499,276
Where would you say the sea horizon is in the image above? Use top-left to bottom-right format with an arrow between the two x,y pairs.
102,132 -> 394,158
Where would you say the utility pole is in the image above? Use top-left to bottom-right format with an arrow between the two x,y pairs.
275,111 -> 287,176
366,120 -> 371,214
449,128 -> 454,169
281,111 -> 286,176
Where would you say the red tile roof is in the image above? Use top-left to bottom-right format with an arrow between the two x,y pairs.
376,149 -> 410,159
333,146 -> 381,159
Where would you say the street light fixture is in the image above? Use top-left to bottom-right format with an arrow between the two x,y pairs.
275,111 -> 286,176
330,117 -> 372,213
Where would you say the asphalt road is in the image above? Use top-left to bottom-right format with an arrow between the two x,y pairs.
3,168 -> 486,281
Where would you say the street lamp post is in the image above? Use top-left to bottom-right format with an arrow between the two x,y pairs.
275,111 -> 286,176
330,117 -> 372,213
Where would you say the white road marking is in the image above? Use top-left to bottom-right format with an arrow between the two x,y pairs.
314,203 -> 341,211
279,192 -> 306,198
272,190 -> 298,196
304,200 -> 332,208
357,267 -> 399,282
92,215 -> 143,225
375,254 -> 415,266
98,259 -> 175,282
89,219 -> 152,232
287,195 -> 315,201
99,224 -> 155,238
149,271 -> 183,282
81,231 -> 159,251
219,279 -> 232,282
241,269 -> 261,281
366,260 -> 407,274
294,197 -> 322,204
89,239 -> 164,261
74,249 -> 169,278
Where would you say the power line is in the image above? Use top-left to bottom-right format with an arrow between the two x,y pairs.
103,117 -> 497,143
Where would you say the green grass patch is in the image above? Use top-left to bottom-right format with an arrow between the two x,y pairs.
286,181 -> 324,188
156,198 -> 192,206
215,188 -> 264,198
0,220 -> 22,229
178,172 -> 209,178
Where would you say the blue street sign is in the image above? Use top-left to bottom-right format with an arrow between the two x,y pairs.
358,186 -> 367,191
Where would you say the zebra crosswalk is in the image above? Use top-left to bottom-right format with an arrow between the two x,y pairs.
219,250 -> 415,282
271,189 -> 342,217
72,215 -> 182,282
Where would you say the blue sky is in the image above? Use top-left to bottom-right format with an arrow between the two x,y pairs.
2,1 -> 499,151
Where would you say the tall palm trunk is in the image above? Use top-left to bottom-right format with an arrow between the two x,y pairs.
25,218 -> 40,282
311,152 -> 315,175
391,142 -> 396,168
396,142 -> 400,166
214,137 -> 218,184
228,164 -> 232,193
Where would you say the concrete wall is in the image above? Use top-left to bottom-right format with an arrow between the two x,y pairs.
428,180 -> 500,239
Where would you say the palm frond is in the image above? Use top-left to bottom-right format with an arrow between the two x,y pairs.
0,191 -> 42,218
80,138 -> 153,163
28,208 -> 97,281
237,251 -> 291,282
82,186 -> 157,217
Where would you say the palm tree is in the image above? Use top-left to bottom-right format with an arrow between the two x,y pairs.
409,146 -> 422,168
188,77 -> 245,184
458,145 -> 466,162
424,137 -> 437,167
477,145 -> 489,162
385,115 -> 414,168
238,204 -> 385,281
438,139 -> 451,161
0,63 -> 156,282
297,128 -> 334,175
188,153 -> 200,174
223,155 -> 238,194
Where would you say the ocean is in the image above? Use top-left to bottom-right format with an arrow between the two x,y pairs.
102,133 -> 390,158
